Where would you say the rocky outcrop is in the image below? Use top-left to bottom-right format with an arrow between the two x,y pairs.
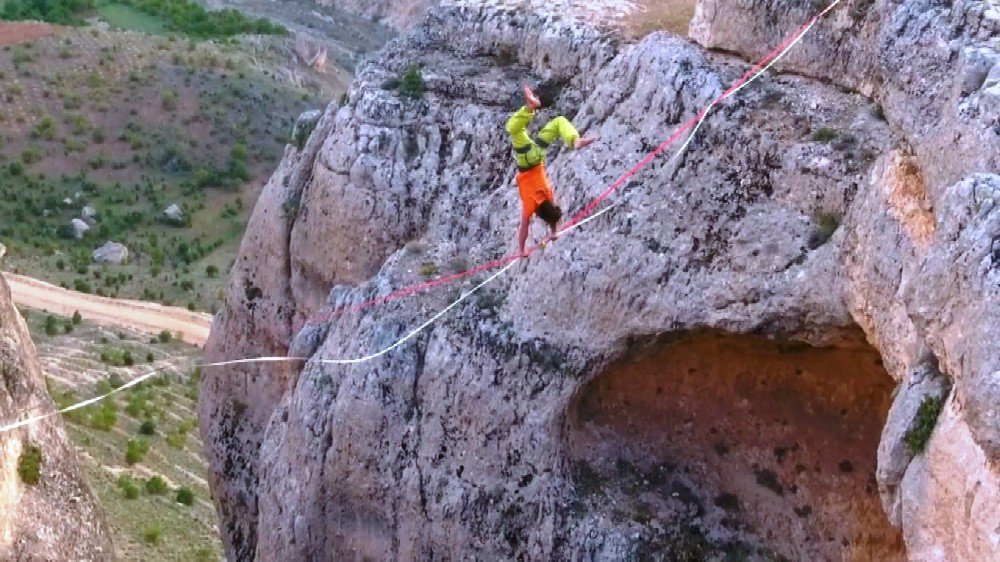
203,0 -> 999,559
70,218 -> 89,240
690,0 -> 1000,196
92,241 -> 129,265
163,203 -> 186,225
0,274 -> 113,559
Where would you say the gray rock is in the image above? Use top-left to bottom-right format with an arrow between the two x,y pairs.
958,47 -> 997,96
202,1 -> 1000,560
70,218 -> 89,239
291,109 -> 323,149
91,241 -> 129,265
877,357 -> 949,526
163,203 -> 185,225
689,0 -> 1000,196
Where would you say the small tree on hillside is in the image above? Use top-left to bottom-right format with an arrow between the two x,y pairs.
44,315 -> 59,336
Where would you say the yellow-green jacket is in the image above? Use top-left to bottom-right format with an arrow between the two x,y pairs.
506,106 -> 580,172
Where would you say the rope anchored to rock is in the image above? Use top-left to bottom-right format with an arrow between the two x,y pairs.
0,0 -> 845,435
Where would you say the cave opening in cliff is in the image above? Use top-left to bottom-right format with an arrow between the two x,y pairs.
563,330 -> 906,560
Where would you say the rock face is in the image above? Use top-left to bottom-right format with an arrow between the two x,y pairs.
92,241 -> 129,265
203,0 -> 999,559
0,274 -> 114,559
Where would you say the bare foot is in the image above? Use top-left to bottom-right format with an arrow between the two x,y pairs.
574,136 -> 597,150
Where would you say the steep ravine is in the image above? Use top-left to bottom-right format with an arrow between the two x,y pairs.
0,267 -> 114,558
203,0 -> 999,559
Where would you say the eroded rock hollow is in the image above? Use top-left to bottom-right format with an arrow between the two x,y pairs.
566,331 -> 904,560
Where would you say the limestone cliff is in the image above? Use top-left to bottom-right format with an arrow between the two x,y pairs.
203,0 -> 999,559
0,272 -> 114,559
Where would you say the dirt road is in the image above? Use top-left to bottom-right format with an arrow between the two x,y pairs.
3,272 -> 213,347
0,22 -> 57,46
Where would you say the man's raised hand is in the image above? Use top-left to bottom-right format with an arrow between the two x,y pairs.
523,84 -> 541,110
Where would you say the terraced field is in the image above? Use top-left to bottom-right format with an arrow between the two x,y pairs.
21,307 -> 222,561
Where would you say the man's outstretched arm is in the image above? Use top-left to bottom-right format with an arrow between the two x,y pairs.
518,214 -> 531,257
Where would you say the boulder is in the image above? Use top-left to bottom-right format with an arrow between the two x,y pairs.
92,241 -> 129,265
70,218 -> 89,239
291,109 -> 323,149
163,203 -> 185,225
877,357 -> 950,526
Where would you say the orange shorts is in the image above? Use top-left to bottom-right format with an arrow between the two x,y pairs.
516,163 -> 555,219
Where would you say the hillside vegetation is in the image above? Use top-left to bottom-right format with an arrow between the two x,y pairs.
0,23 -> 324,312
2,0 -> 285,38
22,307 -> 221,560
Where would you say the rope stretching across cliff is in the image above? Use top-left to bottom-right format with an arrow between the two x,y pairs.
1,0 -> 845,435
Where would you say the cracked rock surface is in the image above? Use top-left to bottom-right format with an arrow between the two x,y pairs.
203,0 -> 1000,559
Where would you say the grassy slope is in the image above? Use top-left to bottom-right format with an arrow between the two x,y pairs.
22,307 -> 221,560
98,3 -> 168,35
0,24 -> 325,313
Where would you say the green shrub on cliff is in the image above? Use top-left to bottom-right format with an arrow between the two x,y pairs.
904,395 -> 945,454
17,444 -> 43,485
398,66 -> 425,99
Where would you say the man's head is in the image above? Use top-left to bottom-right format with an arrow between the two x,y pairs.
536,200 -> 563,229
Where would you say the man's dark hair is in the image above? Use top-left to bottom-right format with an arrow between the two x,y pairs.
536,200 -> 563,227
535,79 -> 566,108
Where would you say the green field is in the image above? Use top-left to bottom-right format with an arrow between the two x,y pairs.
3,0 -> 285,38
22,308 -> 221,560
98,3 -> 167,34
